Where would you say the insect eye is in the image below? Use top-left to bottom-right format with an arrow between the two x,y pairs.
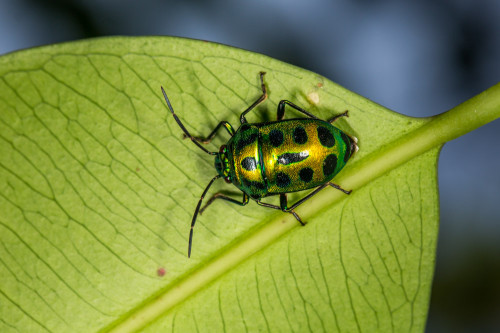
224,176 -> 231,183
219,145 -> 227,154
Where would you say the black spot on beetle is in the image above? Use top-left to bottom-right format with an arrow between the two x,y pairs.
277,152 -> 309,165
276,172 -> 291,188
318,126 -> 335,147
236,133 -> 258,150
293,127 -> 308,144
241,157 -> 257,171
299,168 -> 314,182
240,124 -> 251,132
242,179 -> 266,191
323,154 -> 338,177
269,129 -> 284,147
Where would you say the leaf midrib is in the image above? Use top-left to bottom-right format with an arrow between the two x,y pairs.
106,82 -> 500,333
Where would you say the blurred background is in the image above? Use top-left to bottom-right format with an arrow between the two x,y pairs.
1,0 -> 499,331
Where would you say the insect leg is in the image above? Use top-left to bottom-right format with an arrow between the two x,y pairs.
279,194 -> 306,225
277,100 -> 320,121
255,199 -> 280,210
185,121 -> 235,144
161,86 -> 216,156
283,182 -> 352,214
255,198 -> 305,225
199,192 -> 249,215
328,110 -> 349,123
239,72 -> 268,124
188,175 -> 221,258
326,182 -> 352,195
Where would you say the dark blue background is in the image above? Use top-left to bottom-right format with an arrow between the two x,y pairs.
2,0 -> 499,331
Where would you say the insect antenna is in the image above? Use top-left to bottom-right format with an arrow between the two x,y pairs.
188,175 -> 221,258
161,87 -> 216,156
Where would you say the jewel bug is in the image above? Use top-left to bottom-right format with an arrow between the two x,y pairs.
161,72 -> 358,257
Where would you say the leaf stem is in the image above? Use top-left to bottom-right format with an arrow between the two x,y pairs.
332,82 -> 500,198
427,81 -> 500,144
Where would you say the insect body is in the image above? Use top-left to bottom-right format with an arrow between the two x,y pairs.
161,72 -> 358,257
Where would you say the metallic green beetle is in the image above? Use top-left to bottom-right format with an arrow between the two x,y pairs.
161,72 -> 358,257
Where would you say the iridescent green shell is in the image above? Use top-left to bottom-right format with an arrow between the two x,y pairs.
226,119 -> 356,199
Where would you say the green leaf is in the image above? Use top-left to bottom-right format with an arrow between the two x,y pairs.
0,37 -> 498,332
